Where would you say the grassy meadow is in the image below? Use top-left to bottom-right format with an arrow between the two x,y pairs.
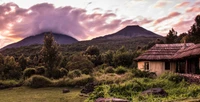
0,87 -> 86,102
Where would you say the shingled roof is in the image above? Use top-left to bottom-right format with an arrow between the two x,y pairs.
173,44 -> 200,59
135,43 -> 195,61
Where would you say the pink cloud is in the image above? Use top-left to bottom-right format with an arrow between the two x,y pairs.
193,1 -> 200,7
173,19 -> 194,34
186,7 -> 200,13
153,1 -> 168,8
154,12 -> 181,25
0,2 -> 155,48
175,2 -> 190,8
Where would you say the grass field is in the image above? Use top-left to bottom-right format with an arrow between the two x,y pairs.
0,87 -> 86,102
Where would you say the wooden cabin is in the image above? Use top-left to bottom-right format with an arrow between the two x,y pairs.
135,43 -> 195,75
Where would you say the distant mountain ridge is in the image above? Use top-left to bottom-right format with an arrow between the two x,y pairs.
1,32 -> 78,50
93,25 -> 162,40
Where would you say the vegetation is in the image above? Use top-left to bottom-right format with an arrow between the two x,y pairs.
86,73 -> 200,102
40,33 -> 62,78
0,15 -> 200,102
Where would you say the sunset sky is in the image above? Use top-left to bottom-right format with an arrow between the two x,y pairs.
0,0 -> 200,48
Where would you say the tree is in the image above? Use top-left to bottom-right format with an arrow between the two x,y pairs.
84,45 -> 102,66
187,15 -> 200,43
18,54 -> 27,71
40,32 -> 62,78
84,45 -> 100,56
166,28 -> 178,44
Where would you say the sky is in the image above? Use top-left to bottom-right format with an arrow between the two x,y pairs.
0,0 -> 200,48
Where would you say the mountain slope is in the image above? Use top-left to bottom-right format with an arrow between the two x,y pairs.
93,25 -> 162,40
1,32 -> 78,50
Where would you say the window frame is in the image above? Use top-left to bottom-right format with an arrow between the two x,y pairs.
144,62 -> 150,71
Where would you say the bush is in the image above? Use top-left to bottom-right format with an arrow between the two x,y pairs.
36,66 -> 46,75
0,80 -> 21,89
24,75 -> 52,88
68,69 -> 82,79
105,66 -> 115,73
82,68 -> 91,75
60,68 -> 68,76
115,66 -> 127,75
53,74 -> 93,87
51,69 -> 62,79
159,72 -> 185,83
132,69 -> 156,78
67,74 -> 94,87
23,68 -> 36,79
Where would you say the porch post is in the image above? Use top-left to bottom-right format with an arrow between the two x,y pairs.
185,60 -> 188,73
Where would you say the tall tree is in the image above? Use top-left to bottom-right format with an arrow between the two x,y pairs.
187,15 -> 200,43
18,54 -> 27,71
40,32 -> 62,78
166,28 -> 178,44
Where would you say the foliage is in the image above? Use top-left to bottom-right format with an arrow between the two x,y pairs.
102,50 -> 114,66
87,75 -> 200,102
132,69 -> 156,78
23,68 -> 36,79
40,32 -> 62,78
66,54 -> 94,70
18,54 -> 27,71
35,66 -> 46,75
68,69 -> 82,79
166,28 -> 178,44
113,48 -> 134,67
53,74 -> 93,87
84,45 -> 100,56
115,66 -> 127,75
187,15 -> 200,43
24,75 -> 52,88
105,66 -> 115,73
60,68 -> 68,77
159,72 -> 185,83
0,56 -> 21,80
0,80 -> 20,88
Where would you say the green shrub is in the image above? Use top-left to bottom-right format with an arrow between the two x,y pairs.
115,66 -> 127,75
0,80 -> 20,88
36,66 -> 46,75
68,69 -> 82,79
53,74 -> 93,87
60,68 -> 68,76
105,66 -> 115,73
159,72 -> 184,83
24,75 -> 52,88
132,69 -> 156,78
67,74 -> 94,87
51,69 -> 62,79
82,68 -> 91,75
23,68 -> 36,79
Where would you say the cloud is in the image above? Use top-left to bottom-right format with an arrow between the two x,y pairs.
173,19 -> 194,34
0,2 -> 154,48
193,1 -> 200,7
154,12 -> 181,25
174,2 -> 190,8
153,0 -> 168,8
186,7 -> 200,13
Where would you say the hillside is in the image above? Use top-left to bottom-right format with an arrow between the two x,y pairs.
0,37 -> 164,57
1,32 -> 78,50
93,25 -> 162,40
0,25 -> 164,56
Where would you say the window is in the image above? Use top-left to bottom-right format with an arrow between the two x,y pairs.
165,62 -> 170,70
144,62 -> 149,71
